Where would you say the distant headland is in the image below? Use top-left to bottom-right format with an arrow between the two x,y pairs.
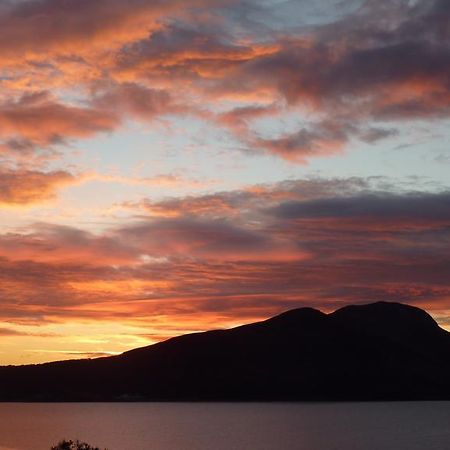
0,301 -> 449,402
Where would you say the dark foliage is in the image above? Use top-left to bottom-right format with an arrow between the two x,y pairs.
51,440 -> 107,450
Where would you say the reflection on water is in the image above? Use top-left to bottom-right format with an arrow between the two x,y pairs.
0,402 -> 449,450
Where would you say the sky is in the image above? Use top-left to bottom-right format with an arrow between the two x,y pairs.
0,0 -> 449,365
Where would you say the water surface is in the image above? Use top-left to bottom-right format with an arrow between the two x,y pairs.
0,402 -> 448,450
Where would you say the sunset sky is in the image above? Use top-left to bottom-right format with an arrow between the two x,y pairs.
0,0 -> 449,365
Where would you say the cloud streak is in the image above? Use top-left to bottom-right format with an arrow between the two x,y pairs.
0,168 -> 75,205
0,92 -> 118,147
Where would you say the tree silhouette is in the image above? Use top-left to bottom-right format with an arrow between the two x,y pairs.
51,439 -> 107,450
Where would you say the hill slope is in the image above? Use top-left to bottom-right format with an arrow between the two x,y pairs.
0,301 -> 449,401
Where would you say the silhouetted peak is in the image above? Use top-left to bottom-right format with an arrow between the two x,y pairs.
330,301 -> 443,341
263,307 -> 326,329
332,301 -> 437,323
264,302 -> 440,331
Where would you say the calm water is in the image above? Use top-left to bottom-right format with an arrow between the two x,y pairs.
0,402 -> 448,450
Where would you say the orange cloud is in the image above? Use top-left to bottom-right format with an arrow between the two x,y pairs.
0,0 -> 227,63
253,121 -> 349,163
0,223 -> 137,265
0,92 -> 119,146
0,168 -> 75,206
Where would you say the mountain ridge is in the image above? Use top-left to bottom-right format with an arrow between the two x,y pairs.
0,301 -> 449,401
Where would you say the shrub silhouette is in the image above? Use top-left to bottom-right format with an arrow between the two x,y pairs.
51,439 -> 107,450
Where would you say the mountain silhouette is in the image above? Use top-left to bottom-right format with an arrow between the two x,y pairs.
0,301 -> 449,401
